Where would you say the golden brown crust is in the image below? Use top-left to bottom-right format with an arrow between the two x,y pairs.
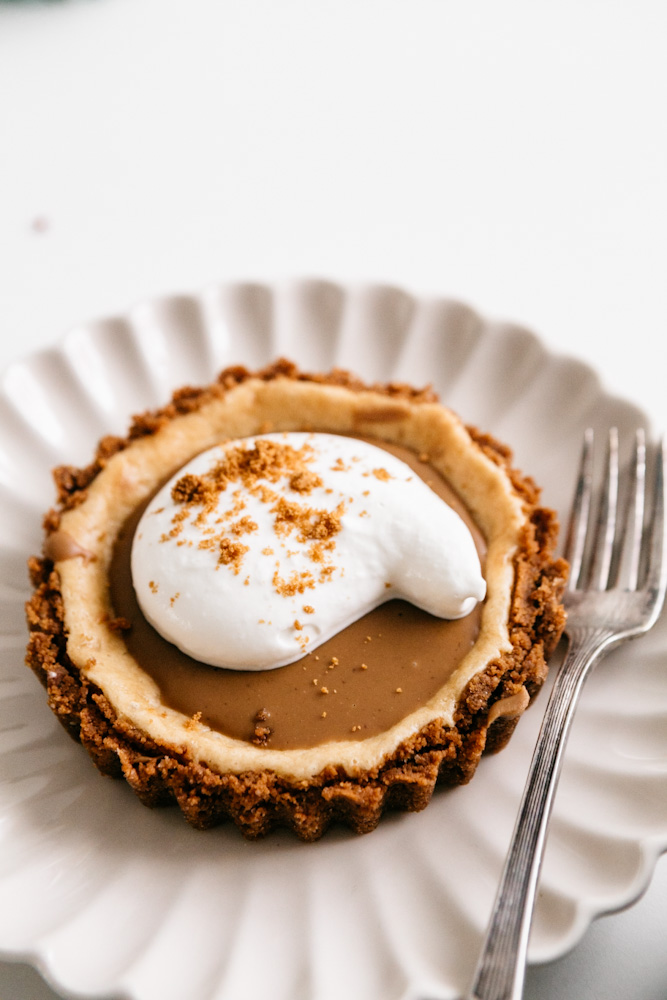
26,361 -> 567,841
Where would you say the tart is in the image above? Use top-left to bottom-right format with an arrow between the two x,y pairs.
25,360 -> 567,841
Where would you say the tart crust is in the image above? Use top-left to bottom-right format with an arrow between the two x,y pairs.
26,360 -> 567,840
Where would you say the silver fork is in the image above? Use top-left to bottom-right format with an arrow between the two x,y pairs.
465,427 -> 667,1000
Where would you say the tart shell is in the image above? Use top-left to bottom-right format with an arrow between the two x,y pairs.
25,361 -> 567,841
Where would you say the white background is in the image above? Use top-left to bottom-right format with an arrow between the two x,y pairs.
1,1 -> 666,998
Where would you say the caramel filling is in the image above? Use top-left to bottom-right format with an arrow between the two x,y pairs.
107,441 -> 486,751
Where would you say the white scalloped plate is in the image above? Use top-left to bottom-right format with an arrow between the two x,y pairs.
1,280 -> 666,1000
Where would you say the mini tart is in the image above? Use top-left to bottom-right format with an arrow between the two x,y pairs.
26,360 -> 567,841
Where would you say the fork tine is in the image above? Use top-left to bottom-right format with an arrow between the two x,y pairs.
625,429 -> 647,591
564,427 -> 594,589
607,428 -> 646,590
589,428 -> 619,590
644,437 -> 667,616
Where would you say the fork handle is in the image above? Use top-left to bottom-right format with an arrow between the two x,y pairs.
466,630 -> 610,1000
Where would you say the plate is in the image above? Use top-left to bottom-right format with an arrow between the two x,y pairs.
1,280 -> 665,1000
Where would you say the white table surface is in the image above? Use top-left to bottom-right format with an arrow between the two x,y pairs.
1,1 -> 666,998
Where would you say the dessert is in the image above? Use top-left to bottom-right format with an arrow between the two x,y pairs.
25,360 -> 567,840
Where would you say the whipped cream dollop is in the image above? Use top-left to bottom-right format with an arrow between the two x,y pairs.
131,433 -> 486,670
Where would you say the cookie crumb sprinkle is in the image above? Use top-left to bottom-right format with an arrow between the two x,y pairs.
251,707 -> 272,745
184,711 -> 203,731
